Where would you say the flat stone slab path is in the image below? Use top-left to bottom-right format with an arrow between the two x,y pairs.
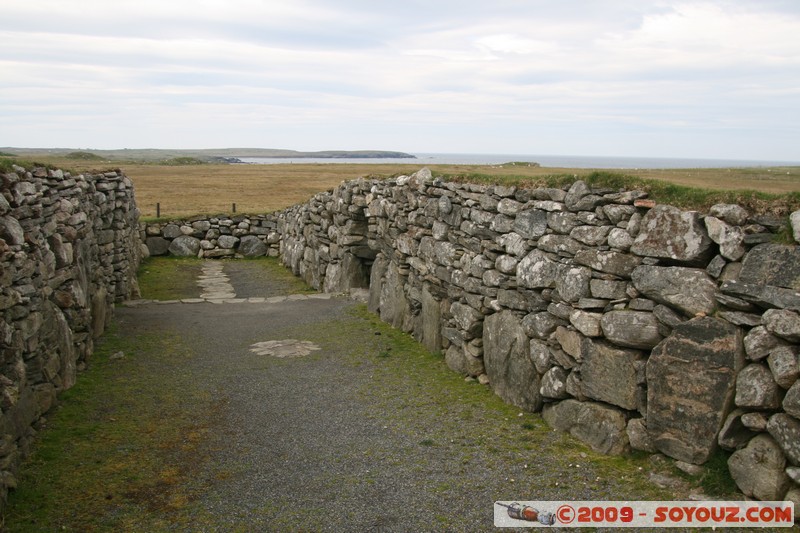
9,261 -> 691,531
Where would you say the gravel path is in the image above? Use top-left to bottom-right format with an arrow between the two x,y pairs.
105,263 -> 694,531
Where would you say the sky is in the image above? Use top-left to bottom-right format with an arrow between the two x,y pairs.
1,0 -> 799,161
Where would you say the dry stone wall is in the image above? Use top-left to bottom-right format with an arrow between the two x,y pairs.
274,168 -> 800,506
140,215 -> 281,259
0,165 -> 140,507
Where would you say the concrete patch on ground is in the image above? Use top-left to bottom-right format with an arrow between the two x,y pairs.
249,339 -> 322,357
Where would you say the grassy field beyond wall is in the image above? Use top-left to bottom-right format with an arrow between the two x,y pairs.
2,156 -> 799,218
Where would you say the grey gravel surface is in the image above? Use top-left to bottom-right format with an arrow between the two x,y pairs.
110,288 -> 697,532
222,260 -> 310,298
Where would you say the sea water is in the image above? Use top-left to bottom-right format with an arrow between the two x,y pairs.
239,153 -> 800,169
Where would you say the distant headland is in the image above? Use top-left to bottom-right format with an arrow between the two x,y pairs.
0,147 -> 416,163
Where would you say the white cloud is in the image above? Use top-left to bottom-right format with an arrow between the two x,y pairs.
0,0 -> 798,159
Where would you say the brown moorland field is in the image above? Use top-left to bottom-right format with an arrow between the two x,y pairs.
3,156 -> 799,219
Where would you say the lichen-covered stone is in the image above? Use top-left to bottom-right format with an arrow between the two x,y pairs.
517,250 -> 561,289
556,266 -> 592,303
554,326 -> 584,359
523,312 -> 566,339
569,310 -> 603,337
767,413 -> 800,466
574,249 -> 641,277
513,209 -> 548,239
630,205 -> 713,263
540,367 -> 569,399
168,235 -> 201,257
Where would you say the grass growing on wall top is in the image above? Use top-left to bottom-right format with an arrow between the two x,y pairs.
443,170 -> 800,216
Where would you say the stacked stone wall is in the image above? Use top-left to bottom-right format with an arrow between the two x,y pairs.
0,165 -> 140,507
140,167 -> 800,507
140,214 -> 281,259
272,168 -> 800,507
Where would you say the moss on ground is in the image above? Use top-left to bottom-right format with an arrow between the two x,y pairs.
137,256 -> 203,300
1,325 -> 221,531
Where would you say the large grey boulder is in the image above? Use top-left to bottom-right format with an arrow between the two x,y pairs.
646,317 -> 744,464
238,235 -> 267,257
581,339 -> 643,410
445,345 -> 467,375
162,223 -> 182,239
630,205 -> 713,263
168,235 -> 201,257
542,399 -> 629,455
145,236 -> 170,256
483,310 -> 542,412
631,265 -> 717,317
601,310 -> 663,349
739,243 -> 800,291
728,434 -> 792,501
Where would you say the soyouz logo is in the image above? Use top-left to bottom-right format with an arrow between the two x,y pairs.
494,501 -> 795,528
